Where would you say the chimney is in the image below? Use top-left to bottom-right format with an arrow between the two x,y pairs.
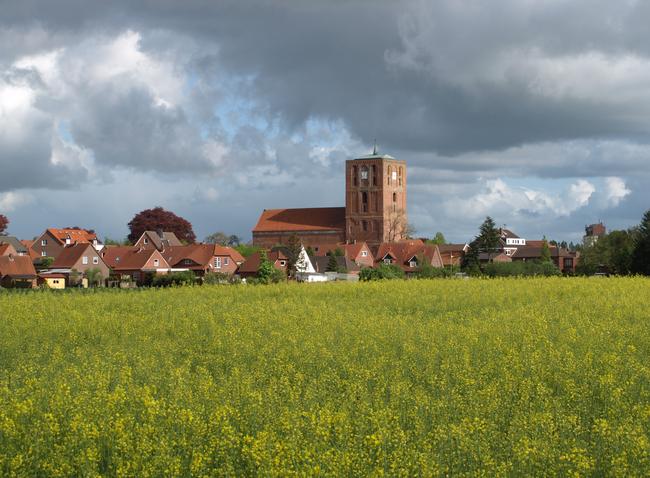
157,229 -> 164,239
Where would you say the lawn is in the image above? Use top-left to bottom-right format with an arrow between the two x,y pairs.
1,278 -> 649,476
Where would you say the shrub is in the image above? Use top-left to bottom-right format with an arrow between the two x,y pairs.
484,260 -> 561,277
152,271 -> 196,287
359,264 -> 405,281
203,272 -> 231,285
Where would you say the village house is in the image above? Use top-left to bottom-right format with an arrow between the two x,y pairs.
252,149 -> 408,249
0,253 -> 38,288
438,243 -> 469,267
101,246 -> 171,285
375,240 -> 444,274
134,230 -> 183,251
164,244 -> 245,276
310,255 -> 361,274
0,243 -> 17,257
49,243 -> 110,286
310,241 -> 375,268
38,273 -> 66,289
30,228 -> 101,260
238,250 -> 288,279
0,236 -> 29,256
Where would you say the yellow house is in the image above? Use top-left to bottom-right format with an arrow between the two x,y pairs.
39,273 -> 66,289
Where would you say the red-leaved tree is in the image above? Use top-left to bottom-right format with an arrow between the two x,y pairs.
0,214 -> 8,235
127,207 -> 196,244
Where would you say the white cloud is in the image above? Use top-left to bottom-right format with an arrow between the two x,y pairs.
603,177 -> 631,207
0,191 -> 33,212
444,177 -> 596,220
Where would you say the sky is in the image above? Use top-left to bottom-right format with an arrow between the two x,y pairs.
1,0 -> 648,244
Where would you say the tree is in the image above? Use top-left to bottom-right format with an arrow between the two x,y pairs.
256,251 -> 284,284
576,229 -> 636,275
327,247 -> 344,257
386,209 -> 415,242
326,254 -> 341,272
427,232 -> 447,245
0,214 -> 8,235
204,232 -> 229,245
127,207 -> 196,244
632,209 -> 650,275
540,237 -> 552,263
85,268 -> 104,287
227,235 -> 242,246
284,234 -> 305,279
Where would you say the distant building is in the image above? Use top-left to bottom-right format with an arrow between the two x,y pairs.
252,149 -> 408,248
30,228 -> 101,260
583,223 -> 606,247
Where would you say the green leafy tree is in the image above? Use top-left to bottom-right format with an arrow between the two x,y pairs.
204,232 -> 229,245
540,237 -> 552,263
632,209 -> 650,275
427,232 -> 447,245
235,244 -> 262,258
284,234 -> 305,279
326,255 -> 341,272
256,251 -> 284,284
85,268 -> 104,287
462,216 -> 500,271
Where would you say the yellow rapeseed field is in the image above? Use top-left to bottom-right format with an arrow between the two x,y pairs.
1,278 -> 649,476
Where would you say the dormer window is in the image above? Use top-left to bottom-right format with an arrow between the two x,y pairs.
143,238 -> 149,245
408,258 -> 417,268
279,260 -> 286,267
361,250 -> 368,257
383,255 -> 393,264
184,259 -> 191,265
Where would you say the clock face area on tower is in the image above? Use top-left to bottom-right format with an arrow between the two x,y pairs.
345,152 -> 407,246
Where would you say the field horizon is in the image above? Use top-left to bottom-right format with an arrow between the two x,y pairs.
1,278 -> 649,476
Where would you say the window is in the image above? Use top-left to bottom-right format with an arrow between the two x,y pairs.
409,259 -> 417,268
392,171 -> 397,181
41,250 -> 47,257
399,167 -> 403,186
387,166 -> 392,185
53,280 -> 59,284
279,260 -> 286,266
360,167 -> 368,180
362,220 -> 368,232
361,250 -> 368,257
143,238 -> 149,245
361,191 -> 368,212
41,239 -> 47,246
352,165 -> 358,186
371,165 -> 377,185
383,257 -> 392,264
215,257 -> 222,269
92,257 -> 99,264
184,259 -> 191,265
82,256 -> 88,265
224,257 -> 229,266
154,259 -> 159,267
393,192 -> 397,203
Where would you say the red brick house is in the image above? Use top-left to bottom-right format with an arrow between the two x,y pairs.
30,228 -> 100,260
133,230 -> 183,251
164,244 -> 245,276
310,241 -> 374,268
0,243 -> 17,257
50,243 -> 110,285
0,236 -> 28,255
238,250 -> 288,279
101,246 -> 171,285
375,240 -> 444,273
438,243 -> 469,267
0,254 -> 38,288
511,245 -> 579,273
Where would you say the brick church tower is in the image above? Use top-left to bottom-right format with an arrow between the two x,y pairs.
345,149 -> 407,247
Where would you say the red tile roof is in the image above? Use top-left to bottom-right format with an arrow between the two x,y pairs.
376,240 -> 443,271
101,246 -> 167,271
0,244 -> 15,256
0,255 -> 37,278
163,244 -> 245,269
252,207 -> 345,233
51,243 -> 98,268
47,228 -> 98,244
238,250 -> 287,274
